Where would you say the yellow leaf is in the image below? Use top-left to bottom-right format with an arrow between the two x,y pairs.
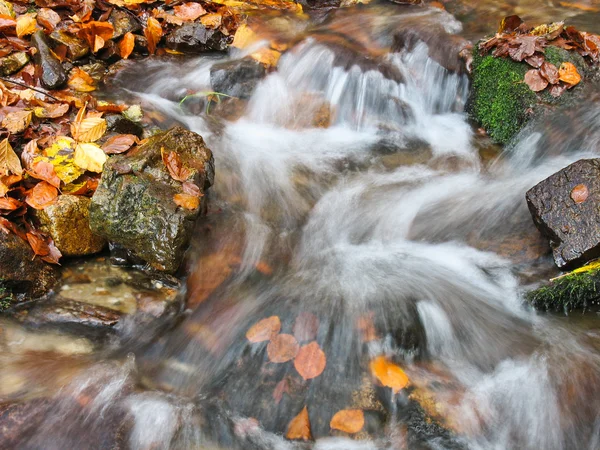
36,137 -> 84,184
200,13 -> 222,29
16,13 -> 37,38
0,0 -> 15,18
74,142 -> 107,173
71,117 -> 107,142
0,138 -> 23,176
286,406 -> 312,441
369,356 -> 409,394
251,48 -> 280,67
232,24 -> 257,49
2,109 -> 33,134
330,409 -> 364,434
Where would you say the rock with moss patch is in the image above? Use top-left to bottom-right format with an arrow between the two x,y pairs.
33,195 -> 106,257
0,52 -> 29,76
89,126 -> 214,273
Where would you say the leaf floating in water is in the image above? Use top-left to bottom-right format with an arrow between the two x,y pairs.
286,406 -> 311,441
267,333 -> 299,363
294,341 -> 326,380
558,62 -> 581,86
571,184 -> 589,204
246,316 -> 281,343
369,355 -> 409,394
330,409 -> 365,434
524,69 -> 548,92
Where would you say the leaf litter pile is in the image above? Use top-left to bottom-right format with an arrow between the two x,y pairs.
479,15 -> 600,96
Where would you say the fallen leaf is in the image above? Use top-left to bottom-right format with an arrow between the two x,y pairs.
0,138 -> 22,176
357,313 -> 378,342
369,356 -> 409,394
246,316 -> 281,343
294,341 -> 326,380
174,2 -> 206,21
182,181 -> 201,197
74,142 -> 107,172
78,21 -> 114,53
2,109 -> 33,134
525,53 -> 545,68
273,378 -> 290,403
540,61 -> 559,84
102,134 -> 138,154
498,15 -> 523,33
120,32 -> 135,59
21,139 -> 39,169
16,13 -> 37,38
0,181 -> 7,197
524,69 -> 548,92
559,1 -> 600,12
558,62 -> 581,86
200,13 -> 222,29
0,197 -> 22,211
144,17 -> 162,55
286,406 -> 311,441
71,116 -> 107,142
26,229 -> 61,264
161,148 -> 193,181
571,184 -> 589,203
330,409 -> 364,434
550,83 -> 568,97
33,102 -> 70,119
251,47 -> 281,67
68,67 -> 96,92
267,333 -> 299,363
232,23 -> 256,49
29,160 -> 61,188
173,192 -> 200,209
37,8 -> 60,31
508,36 -> 543,62
26,181 -> 58,209
36,136 -> 84,184
293,312 -> 319,342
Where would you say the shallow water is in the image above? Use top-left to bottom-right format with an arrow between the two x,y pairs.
3,2 -> 600,450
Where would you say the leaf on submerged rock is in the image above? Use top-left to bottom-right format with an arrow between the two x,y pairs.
369,355 -> 409,394
246,316 -> 281,343
29,160 -> 61,188
286,406 -> 311,441
524,69 -> 549,92
0,138 -> 23,176
173,193 -> 199,210
102,134 -> 138,154
294,341 -> 326,380
26,229 -> 61,264
119,32 -> 135,59
330,409 -> 365,434
540,61 -> 559,84
2,109 -> 33,134
232,24 -> 256,49
144,17 -> 162,55
174,2 -> 206,21
74,142 -> 107,173
558,62 -> 581,86
267,333 -> 299,363
26,180 -> 58,209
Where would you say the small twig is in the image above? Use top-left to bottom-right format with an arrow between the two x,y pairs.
0,76 -> 61,102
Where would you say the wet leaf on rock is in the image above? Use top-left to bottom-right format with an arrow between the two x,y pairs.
78,21 -> 114,53
33,102 -> 70,119
68,67 -> 97,92
539,61 -> 559,84
173,193 -> 200,210
71,115 -> 107,142
286,406 -> 311,441
525,53 -> 545,68
330,409 -> 365,434
102,134 -> 138,154
558,62 -> 581,86
74,142 -> 107,172
144,17 -> 162,55
29,160 -> 61,188
524,69 -> 548,92
571,184 -> 589,203
369,356 -> 409,394
550,83 -> 568,97
119,32 -> 135,59
0,138 -> 23,176
26,180 -> 58,209
174,2 -> 206,21
267,333 -> 299,363
294,341 -> 326,380
246,316 -> 281,343
161,147 -> 193,181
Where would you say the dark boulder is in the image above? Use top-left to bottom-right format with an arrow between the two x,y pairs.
526,158 -> 600,269
166,23 -> 231,53
108,9 -> 141,40
89,126 -> 214,273
30,31 -> 68,90
210,58 -> 266,99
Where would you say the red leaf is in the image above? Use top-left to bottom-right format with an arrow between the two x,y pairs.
102,134 -> 138,154
25,181 -> 58,210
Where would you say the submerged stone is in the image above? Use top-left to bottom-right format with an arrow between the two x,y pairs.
210,58 -> 267,99
89,126 -> 214,273
526,158 -> 600,269
166,23 -> 231,53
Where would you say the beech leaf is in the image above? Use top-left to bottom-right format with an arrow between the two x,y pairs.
524,69 -> 548,92
246,316 -> 281,343
16,13 -> 37,38
267,334 -> 299,363
71,117 -> 107,142
0,139 -> 22,176
558,62 -> 581,86
74,142 -> 107,172
294,341 -> 326,380
144,17 -> 162,55
369,356 -> 409,393
120,32 -> 135,59
2,109 -> 33,134
102,134 -> 138,154
173,193 -> 200,210
26,181 -> 58,209
330,409 -> 365,434
286,406 -> 311,441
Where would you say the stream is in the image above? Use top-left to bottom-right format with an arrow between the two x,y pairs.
3,1 -> 600,449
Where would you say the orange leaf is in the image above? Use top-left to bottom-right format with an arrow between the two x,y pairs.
78,21 -> 114,53
357,313 -> 378,342
330,409 -> 364,434
102,134 -> 138,154
267,334 -> 299,363
144,17 -> 162,55
571,184 -> 589,203
246,316 -> 280,343
174,2 -> 206,21
0,197 -> 22,211
120,32 -> 135,59
200,13 -> 222,29
286,406 -> 312,441
28,161 -> 61,188
293,312 -> 319,342
37,8 -> 61,32
294,341 -> 326,380
161,147 -> 192,181
25,181 -> 58,210
369,356 -> 409,394
173,192 -> 200,210
558,62 -> 581,86
68,67 -> 96,92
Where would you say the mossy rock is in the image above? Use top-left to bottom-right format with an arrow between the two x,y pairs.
468,45 -> 591,145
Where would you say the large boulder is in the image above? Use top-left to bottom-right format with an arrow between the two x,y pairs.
526,158 -> 600,269
0,231 -> 59,308
89,126 -> 214,273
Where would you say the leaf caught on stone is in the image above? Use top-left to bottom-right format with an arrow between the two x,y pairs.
267,333 -> 299,363
68,67 -> 97,92
558,62 -> 581,86
2,109 -> 33,134
71,115 -> 107,142
0,138 -> 23,176
571,183 -> 589,203
246,316 -> 281,343
119,32 -> 135,59
25,180 -> 58,209
330,409 -> 365,434
161,148 -> 193,182
26,229 -> 61,264
524,69 -> 549,92
102,134 -> 138,154
173,192 -> 200,210
144,17 -> 162,55
78,21 -> 114,53
33,102 -> 70,119
294,341 -> 326,380
369,356 -> 409,394
498,15 -> 523,33
286,406 -> 312,441
74,142 -> 107,173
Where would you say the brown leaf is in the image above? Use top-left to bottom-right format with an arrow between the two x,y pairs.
0,197 -> 22,211
571,184 -> 589,203
267,334 -> 299,363
27,229 -> 61,264
182,181 -> 201,197
246,316 -> 281,343
524,69 -> 548,92
540,61 -> 559,84
293,312 -> 319,342
294,341 -> 326,380
174,2 -> 206,21
2,109 -> 33,134
78,21 -> 114,53
369,356 -> 409,394
550,83 -> 568,97
25,181 -> 58,210
173,192 -> 200,209
558,62 -> 581,86
498,15 -> 523,34
37,8 -> 61,31
29,160 -> 61,188
357,313 -> 378,342
120,31 -> 135,59
102,134 -> 138,154
33,102 -> 70,119
273,378 -> 290,404
161,148 -> 192,181
16,13 -> 37,38
144,17 -> 162,55
525,53 -> 545,68
21,139 -> 39,169
286,406 -> 311,441
0,138 -> 23,176
330,409 -> 364,434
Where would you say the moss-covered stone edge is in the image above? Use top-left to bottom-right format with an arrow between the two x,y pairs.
0,280 -> 14,311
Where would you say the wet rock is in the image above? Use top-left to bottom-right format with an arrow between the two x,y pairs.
526,158 -> 600,269
0,231 -> 59,307
33,195 -> 106,257
166,23 -> 231,54
210,58 -> 267,99
49,29 -> 90,61
106,114 -> 144,137
108,9 -> 141,39
31,31 -> 68,89
0,52 -> 29,76
89,126 -> 214,273
97,39 -> 122,64
0,399 -> 52,449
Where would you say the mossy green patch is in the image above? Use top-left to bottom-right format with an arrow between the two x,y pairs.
469,50 -> 536,145
0,280 -> 14,312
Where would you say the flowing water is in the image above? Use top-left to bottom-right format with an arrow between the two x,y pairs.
3,2 -> 600,450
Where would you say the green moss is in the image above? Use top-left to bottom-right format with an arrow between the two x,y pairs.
0,280 -> 14,312
469,51 -> 536,144
525,268 -> 600,313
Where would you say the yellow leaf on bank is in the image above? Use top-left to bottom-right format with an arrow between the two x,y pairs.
16,13 -> 37,38
71,117 -> 107,142
74,142 -> 107,173
369,355 -> 409,394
